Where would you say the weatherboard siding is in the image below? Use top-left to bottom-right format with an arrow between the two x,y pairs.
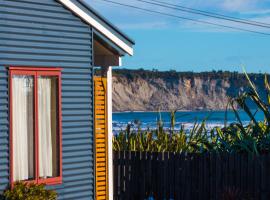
0,0 -> 92,68
0,66 -> 9,193
0,0 -> 94,199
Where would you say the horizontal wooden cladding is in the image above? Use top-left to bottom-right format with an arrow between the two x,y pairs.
94,81 -> 104,85
0,37 -> 90,49
0,0 -> 94,198
97,186 -> 106,191
0,1 -> 71,14
95,116 -> 105,120
0,53 -> 91,62
69,71 -> 93,80
62,103 -> 92,111
97,192 -> 106,198
0,35 -> 91,47
61,66 -> 94,199
95,110 -> 105,115
95,96 -> 105,101
94,76 -> 108,199
96,196 -> 106,200
0,29 -> 90,42
97,185 -> 106,189
95,121 -> 105,125
6,66 -> 94,197
0,4 -> 80,20
94,81 -> 104,86
0,0 -> 92,69
97,193 -> 106,197
0,12 -> 87,27
96,149 -> 106,154
3,0 -> 61,6
60,192 -> 94,200
0,61 -> 92,69
96,135 -> 106,140
96,126 -> 105,131
0,66 -> 9,192
97,190 -> 106,195
0,21 -> 91,37
0,55 -> 92,68
0,47 -> 91,57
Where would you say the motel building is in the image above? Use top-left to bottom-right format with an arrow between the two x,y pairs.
0,0 -> 135,199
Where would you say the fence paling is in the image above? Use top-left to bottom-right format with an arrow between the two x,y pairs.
113,151 -> 270,200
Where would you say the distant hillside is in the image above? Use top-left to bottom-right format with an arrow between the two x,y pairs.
112,69 -> 268,112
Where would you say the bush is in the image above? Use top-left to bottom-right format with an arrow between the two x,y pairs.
113,73 -> 270,155
3,182 -> 57,200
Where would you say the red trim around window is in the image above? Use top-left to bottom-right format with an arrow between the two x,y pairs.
9,67 -> 62,186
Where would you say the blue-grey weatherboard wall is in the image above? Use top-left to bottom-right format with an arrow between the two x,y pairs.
0,0 -> 95,199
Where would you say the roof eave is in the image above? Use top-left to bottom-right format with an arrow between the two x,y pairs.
78,0 -> 135,45
57,0 -> 134,56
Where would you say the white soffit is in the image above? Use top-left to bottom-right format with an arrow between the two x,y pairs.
58,0 -> 134,56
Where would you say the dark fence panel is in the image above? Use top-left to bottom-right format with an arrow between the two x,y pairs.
113,151 -> 270,200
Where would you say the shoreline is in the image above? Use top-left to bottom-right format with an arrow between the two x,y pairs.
113,109 -> 233,113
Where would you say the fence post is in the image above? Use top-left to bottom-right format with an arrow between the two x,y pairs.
113,152 -> 269,200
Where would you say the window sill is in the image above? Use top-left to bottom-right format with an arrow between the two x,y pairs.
39,177 -> 62,185
12,177 -> 62,187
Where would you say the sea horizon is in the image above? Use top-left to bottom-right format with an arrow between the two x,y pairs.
112,110 -> 264,133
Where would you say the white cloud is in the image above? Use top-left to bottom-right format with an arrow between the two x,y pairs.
251,16 -> 270,26
221,0 -> 259,12
242,9 -> 270,16
117,21 -> 168,30
178,15 -> 270,34
86,0 -> 270,33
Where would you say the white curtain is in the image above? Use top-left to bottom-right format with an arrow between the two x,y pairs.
12,76 -> 34,181
38,77 -> 56,178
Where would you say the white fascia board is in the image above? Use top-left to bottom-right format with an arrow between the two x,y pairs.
119,57 -> 122,67
58,0 -> 133,56
106,67 -> 113,200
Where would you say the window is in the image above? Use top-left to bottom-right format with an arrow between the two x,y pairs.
9,67 -> 62,185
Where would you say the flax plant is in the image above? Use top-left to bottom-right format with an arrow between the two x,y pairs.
113,73 -> 270,155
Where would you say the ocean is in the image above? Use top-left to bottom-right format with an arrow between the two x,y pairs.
112,110 -> 265,133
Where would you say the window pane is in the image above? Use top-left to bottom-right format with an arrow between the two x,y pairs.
38,76 -> 59,178
12,75 -> 35,181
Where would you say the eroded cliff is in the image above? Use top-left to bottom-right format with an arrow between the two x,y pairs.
112,69 -> 265,112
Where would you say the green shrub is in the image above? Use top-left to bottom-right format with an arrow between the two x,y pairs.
3,182 -> 57,200
113,73 -> 270,155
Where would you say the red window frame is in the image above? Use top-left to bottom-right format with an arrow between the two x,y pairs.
9,67 -> 62,186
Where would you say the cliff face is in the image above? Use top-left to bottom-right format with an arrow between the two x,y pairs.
112,70 -> 265,112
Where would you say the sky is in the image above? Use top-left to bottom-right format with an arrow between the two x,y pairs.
86,0 -> 270,73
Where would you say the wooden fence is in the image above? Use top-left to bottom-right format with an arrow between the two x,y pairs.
113,151 -> 270,200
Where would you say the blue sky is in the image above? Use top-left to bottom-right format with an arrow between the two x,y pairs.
86,0 -> 270,73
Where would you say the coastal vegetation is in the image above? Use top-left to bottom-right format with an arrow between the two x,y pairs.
2,182 -> 57,200
113,68 -> 265,82
113,73 -> 270,155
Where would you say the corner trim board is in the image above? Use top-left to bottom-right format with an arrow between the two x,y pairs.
106,67 -> 113,200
